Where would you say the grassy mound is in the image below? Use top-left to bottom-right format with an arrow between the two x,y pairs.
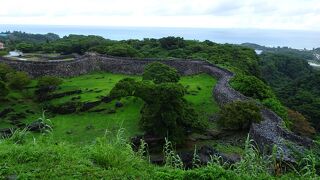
0,73 -> 218,144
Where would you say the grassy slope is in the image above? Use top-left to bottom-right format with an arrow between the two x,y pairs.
1,73 -> 219,144
0,133 -> 303,179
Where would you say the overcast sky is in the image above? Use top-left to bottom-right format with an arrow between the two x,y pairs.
0,0 -> 319,30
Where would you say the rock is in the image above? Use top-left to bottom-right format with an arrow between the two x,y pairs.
49,102 -> 80,114
80,101 -> 101,112
6,174 -> 18,180
131,135 -> 165,151
27,120 -> 46,132
198,145 -> 240,164
188,133 -> 213,141
107,109 -> 116,114
249,108 -> 314,164
178,151 -> 194,168
90,108 -> 106,113
101,96 -> 112,103
37,90 -> 82,102
115,101 -> 123,108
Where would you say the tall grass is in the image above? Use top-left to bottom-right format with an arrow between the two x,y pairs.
0,129 -> 319,179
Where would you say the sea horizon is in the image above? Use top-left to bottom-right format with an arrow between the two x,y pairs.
0,24 -> 319,50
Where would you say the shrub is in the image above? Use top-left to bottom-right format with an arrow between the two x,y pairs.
230,74 -> 274,101
143,62 -> 180,84
0,63 -> 14,81
0,81 -> 8,100
0,50 -> 8,57
37,76 -> 63,88
159,36 -> 186,50
106,44 -> 141,57
218,101 -> 262,130
287,109 -> 316,137
262,98 -> 288,120
6,71 -> 31,90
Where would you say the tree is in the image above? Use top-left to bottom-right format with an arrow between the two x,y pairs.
6,72 -> 31,90
230,74 -> 274,101
143,62 -> 180,84
106,44 -> 141,57
16,42 -> 34,53
0,63 -> 14,81
287,109 -> 316,137
217,101 -> 262,130
110,78 -> 201,142
37,76 -> 63,89
0,81 -> 8,100
262,98 -> 288,121
159,36 -> 185,50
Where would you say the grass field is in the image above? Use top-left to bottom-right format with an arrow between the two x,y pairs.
0,72 -> 219,144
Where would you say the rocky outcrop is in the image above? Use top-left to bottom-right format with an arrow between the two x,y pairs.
0,53 -> 313,162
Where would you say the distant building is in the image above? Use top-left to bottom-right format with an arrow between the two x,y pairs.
0,42 -> 4,49
9,50 -> 23,57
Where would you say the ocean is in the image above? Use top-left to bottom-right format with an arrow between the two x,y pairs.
0,24 -> 319,49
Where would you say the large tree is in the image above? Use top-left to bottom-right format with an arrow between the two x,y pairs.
110,78 -> 201,142
143,62 -> 180,84
6,71 -> 31,90
0,81 -> 8,100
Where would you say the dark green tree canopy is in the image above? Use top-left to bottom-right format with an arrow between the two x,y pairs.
6,71 -> 31,90
0,81 -> 8,100
110,78 -> 201,142
37,76 -> 63,88
143,62 -> 180,84
0,63 -> 14,81
230,74 -> 274,101
218,101 -> 262,130
159,36 -> 186,50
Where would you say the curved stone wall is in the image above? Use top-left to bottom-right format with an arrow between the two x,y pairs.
0,54 -> 312,162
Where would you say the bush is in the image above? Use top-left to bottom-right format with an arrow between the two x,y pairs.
6,71 -> 31,90
0,81 -> 8,100
287,109 -> 316,137
143,62 -> 180,84
16,42 -> 35,53
0,50 -> 8,57
159,36 -> 186,50
218,101 -> 262,130
0,63 -> 14,81
106,44 -> 141,57
262,98 -> 288,120
230,74 -> 274,101
37,76 -> 63,88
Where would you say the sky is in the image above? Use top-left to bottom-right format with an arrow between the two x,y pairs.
0,0 -> 320,30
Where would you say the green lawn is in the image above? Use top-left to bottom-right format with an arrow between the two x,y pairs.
1,72 -> 219,144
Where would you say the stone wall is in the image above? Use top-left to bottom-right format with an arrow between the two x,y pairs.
0,53 -> 313,162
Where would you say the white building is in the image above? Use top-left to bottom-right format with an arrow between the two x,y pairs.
0,42 -> 4,49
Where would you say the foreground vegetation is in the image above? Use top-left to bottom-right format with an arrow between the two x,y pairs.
0,129 -> 319,179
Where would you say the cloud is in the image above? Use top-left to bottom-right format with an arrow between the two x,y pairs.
0,0 -> 319,30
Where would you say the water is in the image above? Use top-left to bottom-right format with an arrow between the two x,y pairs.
309,62 -> 320,67
0,24 -> 320,49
